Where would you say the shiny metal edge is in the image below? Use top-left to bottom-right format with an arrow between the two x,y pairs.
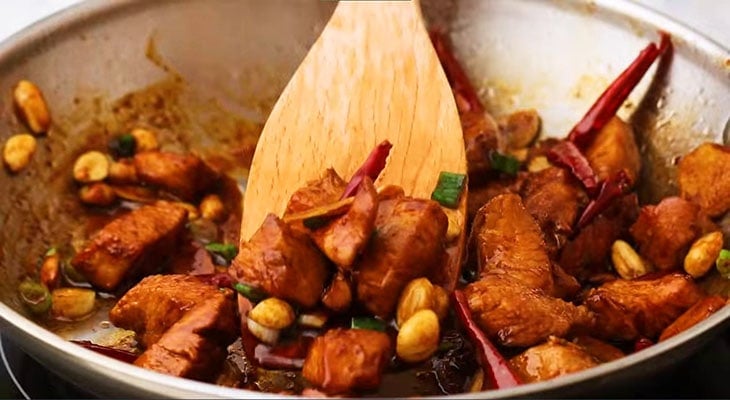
0,0 -> 727,398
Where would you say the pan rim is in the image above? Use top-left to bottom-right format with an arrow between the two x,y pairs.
0,0 -> 728,398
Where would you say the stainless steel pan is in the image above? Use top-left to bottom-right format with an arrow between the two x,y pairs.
0,0 -> 728,398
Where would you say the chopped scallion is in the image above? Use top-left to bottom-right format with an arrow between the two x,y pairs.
351,316 -> 386,332
108,133 -> 136,158
233,282 -> 266,302
431,171 -> 466,209
717,249 -> 730,278
18,279 -> 51,315
44,247 -> 57,257
489,151 -> 520,175
205,242 -> 238,263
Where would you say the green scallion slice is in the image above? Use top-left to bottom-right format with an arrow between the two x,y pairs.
18,279 -> 51,315
431,171 -> 466,209
205,242 -> 238,263
716,249 -> 730,278
351,316 -> 386,332
489,151 -> 520,175
109,133 -> 136,158
233,282 -> 266,302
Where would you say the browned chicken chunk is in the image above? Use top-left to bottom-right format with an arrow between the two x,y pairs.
322,272 -> 353,313
559,194 -> 639,282
509,336 -> 600,383
133,151 -> 218,201
285,168 -> 346,215
584,117 -> 641,185
584,273 -> 704,341
677,143 -> 730,217
310,177 -> 378,268
134,294 -> 237,381
467,176 -> 522,223
520,167 -> 587,255
659,295 -> 727,341
462,111 -> 504,182
302,328 -> 392,394
469,193 -> 554,293
231,214 -> 328,308
465,275 -> 594,347
571,336 -> 625,363
71,202 -> 187,291
355,197 -> 447,318
109,274 -> 231,347
630,197 -> 715,271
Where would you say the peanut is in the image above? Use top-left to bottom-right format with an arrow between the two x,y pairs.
73,151 -> 109,183
200,194 -> 225,221
131,128 -> 159,152
684,231 -> 724,278
79,183 -> 117,206
3,133 -> 37,172
13,80 -> 51,134
611,240 -> 651,279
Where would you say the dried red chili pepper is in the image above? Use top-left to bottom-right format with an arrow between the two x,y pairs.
633,337 -> 654,352
452,290 -> 521,389
429,29 -> 484,114
340,140 -> 392,199
577,171 -> 631,228
71,340 -> 138,363
546,140 -> 599,195
568,33 -> 671,149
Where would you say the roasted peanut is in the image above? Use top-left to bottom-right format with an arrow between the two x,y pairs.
443,208 -> 463,242
249,298 -> 295,330
396,309 -> 440,363
500,109 -> 541,149
79,183 -> 117,206
108,160 -> 138,184
131,128 -> 159,152
73,151 -> 109,183
200,194 -> 226,221
3,133 -> 36,172
13,80 -> 51,134
611,240 -> 651,279
527,155 -> 551,173
684,231 -> 724,278
51,288 -> 96,320
397,278 -> 448,327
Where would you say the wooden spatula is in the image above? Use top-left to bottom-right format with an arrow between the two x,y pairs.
241,0 -> 466,241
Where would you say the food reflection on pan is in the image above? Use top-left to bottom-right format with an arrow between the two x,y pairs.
5,29 -> 730,397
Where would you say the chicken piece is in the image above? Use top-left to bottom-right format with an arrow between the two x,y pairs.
356,197 -> 447,318
584,117 -> 641,185
231,214 -> 328,308
134,151 -> 218,201
310,178 -> 377,268
285,168 -> 346,215
71,202 -> 187,291
469,193 -> 554,293
560,194 -> 639,282
462,111 -> 504,183
630,197 -> 716,271
509,336 -> 599,383
134,294 -> 237,381
659,295 -> 727,341
584,273 -> 704,341
677,143 -> 730,217
302,328 -> 391,394
465,275 -> 594,347
321,272 -> 352,313
109,274 -> 229,347
520,167 -> 587,255
571,336 -> 624,362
